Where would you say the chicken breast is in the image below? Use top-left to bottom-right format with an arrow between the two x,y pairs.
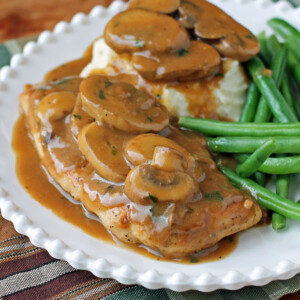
19,77 -> 262,258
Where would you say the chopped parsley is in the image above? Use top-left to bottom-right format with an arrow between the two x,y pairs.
99,89 -> 106,100
245,34 -> 255,40
204,191 -> 224,201
73,114 -> 82,119
215,72 -> 224,77
190,256 -> 198,263
107,185 -> 114,192
55,78 -> 70,86
156,94 -> 161,100
135,40 -> 145,48
220,35 -> 225,39
177,48 -> 189,57
148,193 -> 158,203
105,81 -> 112,88
147,116 -> 153,122
111,147 -> 117,156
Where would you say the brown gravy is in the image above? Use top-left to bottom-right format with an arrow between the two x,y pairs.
12,114 -> 238,264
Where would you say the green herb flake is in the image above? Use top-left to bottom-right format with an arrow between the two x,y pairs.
111,147 -> 118,156
135,40 -> 145,48
55,78 -> 70,86
99,89 -> 106,100
150,207 -> 154,214
177,48 -> 189,57
184,206 -> 194,213
148,193 -> 158,203
73,114 -> 82,119
190,256 -> 198,263
204,191 -> 224,201
245,34 -> 254,40
221,35 -> 225,39
107,185 -> 114,192
215,72 -> 224,77
147,116 -> 153,122
105,81 -> 112,88
156,94 -> 161,100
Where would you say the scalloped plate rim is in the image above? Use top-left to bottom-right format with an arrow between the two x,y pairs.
0,0 -> 300,292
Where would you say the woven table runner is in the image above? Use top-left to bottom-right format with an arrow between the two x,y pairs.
1,1 -> 300,298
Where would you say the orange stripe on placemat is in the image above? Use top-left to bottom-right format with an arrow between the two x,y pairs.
53,277 -> 131,299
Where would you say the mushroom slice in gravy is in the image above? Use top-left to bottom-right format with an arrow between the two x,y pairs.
179,0 -> 260,61
78,122 -> 133,183
104,8 -> 190,54
80,75 -> 169,133
152,146 -> 190,173
124,133 -> 194,167
125,165 -> 197,205
35,91 -> 77,126
70,95 -> 94,137
132,41 -> 221,81
128,0 -> 180,14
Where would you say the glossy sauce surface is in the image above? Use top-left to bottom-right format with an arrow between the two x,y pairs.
13,113 -> 238,264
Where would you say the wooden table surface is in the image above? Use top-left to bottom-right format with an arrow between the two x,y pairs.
0,1 -> 298,298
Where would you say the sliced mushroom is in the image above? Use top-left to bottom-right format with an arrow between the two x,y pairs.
78,122 -> 133,183
179,0 -> 260,61
211,33 -> 260,62
152,146 -> 188,172
128,0 -> 180,14
125,165 -> 197,205
124,133 -> 193,167
132,41 -> 221,81
70,95 -> 94,137
80,75 -> 169,133
104,8 -> 190,54
35,91 -> 77,126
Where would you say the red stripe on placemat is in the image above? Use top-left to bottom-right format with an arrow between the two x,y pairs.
3,270 -> 98,299
53,277 -> 131,299
0,250 -> 55,278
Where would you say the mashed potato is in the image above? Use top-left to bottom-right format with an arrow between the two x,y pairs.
81,38 -> 248,121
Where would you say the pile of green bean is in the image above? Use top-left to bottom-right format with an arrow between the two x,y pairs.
179,18 -> 300,231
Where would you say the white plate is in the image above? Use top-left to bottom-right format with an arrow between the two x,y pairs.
1,0 -> 300,292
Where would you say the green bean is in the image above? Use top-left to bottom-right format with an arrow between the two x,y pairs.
253,171 -> 267,187
266,34 -> 281,58
281,75 -> 298,117
257,32 -> 271,66
179,117 -> 300,136
267,18 -> 300,40
207,136 -> 300,153
285,36 -> 300,62
254,98 -> 271,122
272,174 -> 289,230
281,75 -> 295,108
239,81 -> 260,122
272,213 -> 286,230
254,46 -> 287,123
287,51 -> 300,86
257,156 -> 300,174
247,56 -> 298,123
219,166 -> 300,222
236,138 -> 275,178
290,77 -> 300,119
